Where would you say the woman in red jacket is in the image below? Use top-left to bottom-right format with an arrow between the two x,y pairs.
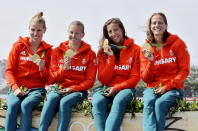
5,12 -> 52,131
39,20 -> 97,131
141,12 -> 190,131
92,18 -> 140,131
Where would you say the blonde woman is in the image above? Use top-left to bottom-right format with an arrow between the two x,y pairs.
39,21 -> 97,131
5,12 -> 52,131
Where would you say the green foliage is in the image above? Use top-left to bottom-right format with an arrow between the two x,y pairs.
100,85 -> 109,96
0,99 -> 7,110
1,97 -> 198,120
168,98 -> 198,117
72,100 -> 93,117
125,98 -> 143,118
189,99 -> 198,111
73,98 -> 144,119
73,98 -> 198,119
35,101 -> 44,111
184,65 -> 198,97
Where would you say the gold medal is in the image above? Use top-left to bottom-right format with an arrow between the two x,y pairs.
103,39 -> 109,47
142,43 -> 153,53
31,54 -> 40,63
65,49 -> 75,58
104,39 -> 109,45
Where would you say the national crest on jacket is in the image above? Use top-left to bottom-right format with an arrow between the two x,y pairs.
169,50 -> 174,56
82,58 -> 86,64
129,57 -> 133,64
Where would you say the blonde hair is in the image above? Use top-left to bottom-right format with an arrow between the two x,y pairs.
29,12 -> 46,29
69,20 -> 84,33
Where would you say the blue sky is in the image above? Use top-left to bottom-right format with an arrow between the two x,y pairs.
0,0 -> 197,66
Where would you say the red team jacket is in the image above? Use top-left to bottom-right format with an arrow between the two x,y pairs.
140,33 -> 190,92
5,36 -> 53,91
97,37 -> 140,93
49,40 -> 97,92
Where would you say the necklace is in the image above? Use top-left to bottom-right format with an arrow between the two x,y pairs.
63,51 -> 81,59
29,41 -> 41,54
29,46 -> 38,54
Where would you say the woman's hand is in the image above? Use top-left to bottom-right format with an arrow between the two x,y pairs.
103,42 -> 113,56
64,56 -> 71,70
14,88 -> 27,97
60,88 -> 73,96
105,87 -> 116,97
142,49 -> 154,61
154,87 -> 166,95
35,59 -> 45,71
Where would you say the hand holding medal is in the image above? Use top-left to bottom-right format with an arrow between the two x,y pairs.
142,43 -> 154,61
31,54 -> 40,63
64,49 -> 74,70
31,54 -> 45,71
103,39 -> 113,56
65,49 -> 75,58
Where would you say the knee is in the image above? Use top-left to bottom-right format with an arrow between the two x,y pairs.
7,101 -> 20,114
59,99 -> 72,110
46,94 -> 60,104
92,97 -> 106,108
8,100 -> 20,108
92,97 -> 108,116
115,92 -> 133,105
155,100 -> 167,112
143,98 -> 156,108
114,93 -> 133,106
20,101 -> 32,112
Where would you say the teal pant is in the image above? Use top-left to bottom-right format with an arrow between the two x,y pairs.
92,86 -> 136,131
5,88 -> 46,131
39,87 -> 87,131
143,88 -> 184,131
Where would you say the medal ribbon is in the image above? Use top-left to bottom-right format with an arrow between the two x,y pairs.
110,44 -> 128,49
149,43 -> 165,47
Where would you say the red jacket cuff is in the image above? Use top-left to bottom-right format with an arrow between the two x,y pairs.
71,85 -> 79,92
